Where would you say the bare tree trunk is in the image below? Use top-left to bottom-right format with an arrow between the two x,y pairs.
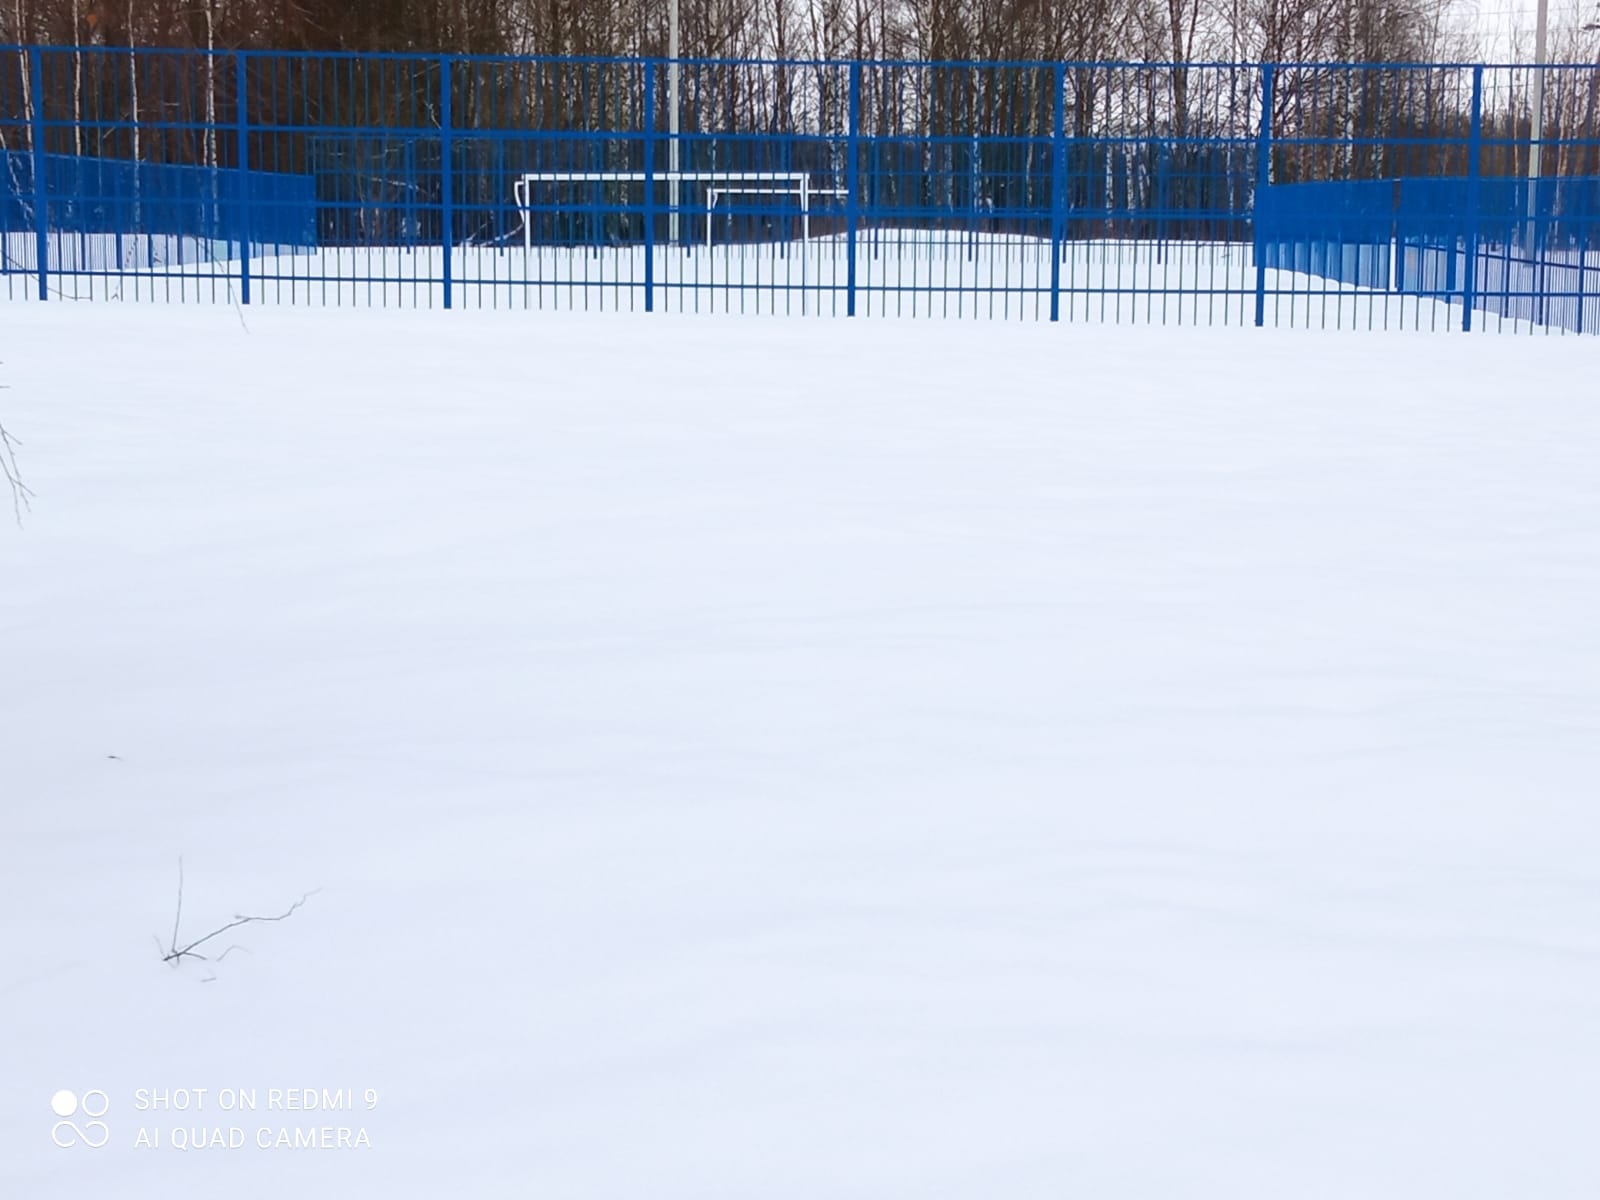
128,0 -> 141,238
73,44 -> 83,158
204,1 -> 216,170
15,1 -> 31,151
128,3 -> 139,167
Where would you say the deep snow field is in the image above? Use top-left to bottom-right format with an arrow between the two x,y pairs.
2,304 -> 1598,1198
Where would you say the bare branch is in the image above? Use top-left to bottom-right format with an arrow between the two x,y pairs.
160,861 -> 320,970
170,856 -> 184,958
0,392 -> 33,528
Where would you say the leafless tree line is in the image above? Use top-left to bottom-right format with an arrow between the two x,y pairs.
4,0 -> 1597,65
1,0 -> 1597,222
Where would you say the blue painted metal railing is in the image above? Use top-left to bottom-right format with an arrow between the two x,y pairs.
1,47 -> 1597,330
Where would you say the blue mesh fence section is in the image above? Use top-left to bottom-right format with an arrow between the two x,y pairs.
2,151 -> 314,259
1256,179 -> 1396,290
1256,173 -> 1600,332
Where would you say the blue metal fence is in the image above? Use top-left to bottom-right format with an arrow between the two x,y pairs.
1,150 -> 314,252
1257,175 -> 1600,332
2,47 -> 1597,330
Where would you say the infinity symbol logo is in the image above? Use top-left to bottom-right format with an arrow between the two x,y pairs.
51,1090 -> 110,1149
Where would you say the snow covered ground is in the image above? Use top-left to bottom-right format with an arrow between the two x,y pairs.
2,305 -> 1598,1198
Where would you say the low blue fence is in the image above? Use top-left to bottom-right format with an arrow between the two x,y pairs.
2,47 -> 1597,330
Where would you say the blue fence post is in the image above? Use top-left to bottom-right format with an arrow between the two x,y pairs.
1462,65 -> 1483,333
1578,225 -> 1587,335
1050,62 -> 1065,323
235,53 -> 251,305
846,60 -> 861,318
27,46 -> 48,302
440,56 -> 453,311
1254,64 -> 1274,328
643,60 -> 656,313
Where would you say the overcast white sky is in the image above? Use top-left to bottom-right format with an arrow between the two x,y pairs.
1465,0 -> 1600,61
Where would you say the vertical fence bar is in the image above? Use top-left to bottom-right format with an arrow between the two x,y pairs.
235,53 -> 251,305
1050,62 -> 1065,323
1577,232 -> 1586,335
1462,66 -> 1483,333
28,46 -> 48,301
440,55 -> 453,311
643,59 -> 656,313
1254,64 -> 1274,328
846,61 -> 861,318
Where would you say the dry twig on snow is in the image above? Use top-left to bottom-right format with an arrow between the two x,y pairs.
160,857 -> 320,971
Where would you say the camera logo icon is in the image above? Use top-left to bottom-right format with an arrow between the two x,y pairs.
51,1090 -> 110,1149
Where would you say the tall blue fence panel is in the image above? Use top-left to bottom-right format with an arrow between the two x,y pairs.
0,46 -> 1596,330
1257,179 -> 1396,291
0,151 -> 314,261
1256,174 -> 1600,333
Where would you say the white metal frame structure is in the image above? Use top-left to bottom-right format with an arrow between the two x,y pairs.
511,172 -> 847,250
703,183 -> 850,248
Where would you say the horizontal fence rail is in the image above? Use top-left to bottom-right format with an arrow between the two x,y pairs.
2,47 -> 1598,330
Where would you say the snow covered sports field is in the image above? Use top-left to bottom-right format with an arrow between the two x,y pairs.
2,306 -> 1598,1197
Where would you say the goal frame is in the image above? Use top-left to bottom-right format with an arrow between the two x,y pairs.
511,172 -> 847,250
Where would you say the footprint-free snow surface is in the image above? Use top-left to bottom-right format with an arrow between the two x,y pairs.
2,307 -> 1598,1198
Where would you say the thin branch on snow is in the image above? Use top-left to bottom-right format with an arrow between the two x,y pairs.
160,857 -> 320,968
0,420 -> 30,526
171,855 -> 185,958
0,372 -> 33,526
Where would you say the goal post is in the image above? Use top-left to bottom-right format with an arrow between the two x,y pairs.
511,171 -> 847,250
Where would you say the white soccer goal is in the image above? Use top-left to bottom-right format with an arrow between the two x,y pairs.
511,172 -> 848,250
